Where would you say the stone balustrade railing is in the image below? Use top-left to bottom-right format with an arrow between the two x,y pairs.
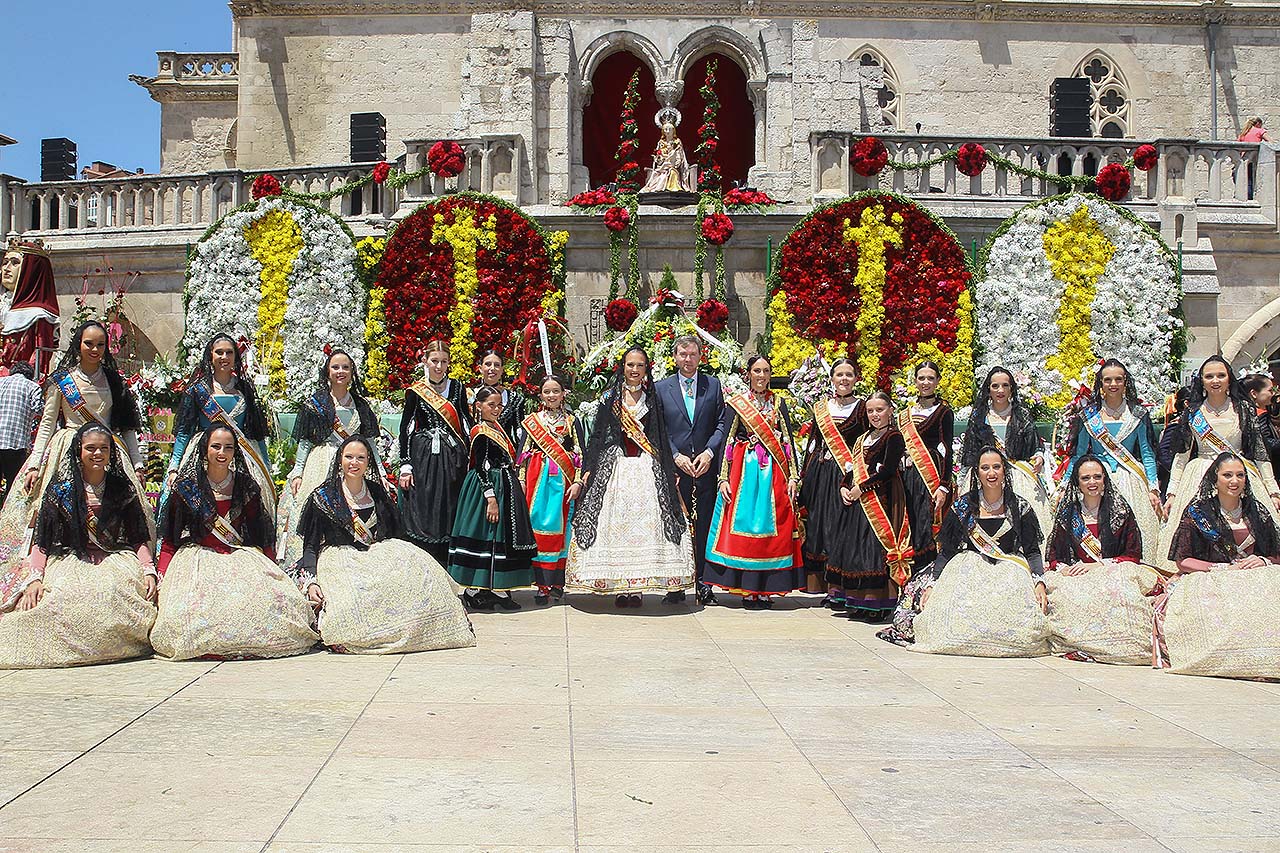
401,135 -> 527,205
158,51 -> 239,81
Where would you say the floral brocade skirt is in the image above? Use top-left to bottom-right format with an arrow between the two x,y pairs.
1153,565 -> 1280,679
150,545 -> 318,661
565,454 -> 694,595
911,552 -> 1050,658
0,552 -> 156,669
276,444 -> 337,572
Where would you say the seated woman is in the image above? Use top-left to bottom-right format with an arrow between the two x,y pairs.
296,436 -> 474,655
885,446 -> 1049,657
1156,452 -> 1280,678
1043,455 -> 1157,665
151,427 -> 318,661
0,424 -> 157,668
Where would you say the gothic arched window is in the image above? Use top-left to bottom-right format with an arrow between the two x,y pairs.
854,48 -> 901,130
1075,52 -> 1132,138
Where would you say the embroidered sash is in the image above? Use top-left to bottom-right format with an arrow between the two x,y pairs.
209,510 -> 245,549
350,509 -> 375,546
899,408 -> 943,494
968,515 -> 1033,573
814,402 -> 856,473
1069,508 -> 1106,562
851,432 -> 914,587
195,384 -> 273,489
727,392 -> 790,480
522,412 -> 577,483
615,397 -> 656,457
1191,409 -> 1266,483
1188,502 -> 1255,559
56,373 -> 128,457
410,380 -> 465,442
992,430 -> 1048,498
1084,407 -> 1150,488
470,421 -> 517,462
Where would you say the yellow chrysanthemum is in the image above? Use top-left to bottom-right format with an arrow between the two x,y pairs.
1043,206 -> 1115,408
433,210 -> 497,379
244,209 -> 303,397
842,206 -> 904,388
767,290 -> 816,375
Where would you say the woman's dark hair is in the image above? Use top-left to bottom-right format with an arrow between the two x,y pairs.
51,321 -> 141,433
913,360 -> 941,380
318,348 -> 367,397
1175,356 -> 1267,460
538,373 -> 568,394
1244,373 -> 1275,397
326,435 -> 391,501
293,349 -> 379,443
960,366 -> 1037,465
829,357 -> 856,377
472,384 -> 501,418
1092,358 -> 1142,408
40,423 -> 144,559
745,354 -> 771,373
478,350 -> 505,364
1049,454 -> 1130,559
1189,355 -> 1246,408
177,333 -> 270,440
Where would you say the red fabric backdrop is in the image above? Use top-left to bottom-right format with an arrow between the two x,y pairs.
677,54 -> 755,189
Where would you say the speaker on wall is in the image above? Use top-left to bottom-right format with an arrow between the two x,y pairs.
1050,78 -> 1093,137
350,113 -> 386,163
40,137 -> 77,182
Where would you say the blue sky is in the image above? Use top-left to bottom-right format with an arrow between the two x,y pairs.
0,1 -> 233,181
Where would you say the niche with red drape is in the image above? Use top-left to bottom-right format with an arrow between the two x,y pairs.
677,54 -> 755,188
582,52 -> 660,190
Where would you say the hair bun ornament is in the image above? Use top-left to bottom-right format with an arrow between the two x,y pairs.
323,343 -> 333,357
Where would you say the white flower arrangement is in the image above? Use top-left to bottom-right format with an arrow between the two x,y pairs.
183,197 -> 365,403
976,194 -> 1181,408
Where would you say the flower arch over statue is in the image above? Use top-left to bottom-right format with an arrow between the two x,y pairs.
767,191 -> 975,407
377,192 -> 564,388
183,196 -> 364,402
976,192 -> 1183,409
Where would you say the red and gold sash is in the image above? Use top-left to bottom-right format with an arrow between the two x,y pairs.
850,432 -> 914,587
615,397 -> 656,457
210,511 -> 246,549
410,380 -> 464,442
968,516 -> 1032,573
898,408 -> 942,495
726,392 -> 790,480
470,421 -> 517,462
814,402 -> 856,472
1083,407 -> 1149,488
522,412 -> 577,483
351,510 -> 374,546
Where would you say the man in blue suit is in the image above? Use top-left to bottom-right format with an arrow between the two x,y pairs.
655,335 -> 727,605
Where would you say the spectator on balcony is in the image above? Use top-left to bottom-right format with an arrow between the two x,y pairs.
1238,117 -> 1272,143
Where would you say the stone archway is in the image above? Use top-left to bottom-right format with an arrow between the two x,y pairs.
1223,296 -> 1280,367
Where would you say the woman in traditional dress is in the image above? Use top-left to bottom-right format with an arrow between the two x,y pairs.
0,424 -> 157,668
517,373 -> 584,604
279,349 -> 381,569
166,334 -> 275,517
1068,358 -> 1162,562
1047,456 -> 1144,572
799,358 -> 866,610
703,355 -> 803,608
1160,356 -> 1280,567
881,447 -> 1048,650
827,391 -> 920,622
151,426 -> 317,660
566,346 -> 694,607
399,341 -> 470,565
1156,452 -> 1280,677
898,360 -> 953,569
448,385 -> 537,611
474,350 -> 528,435
295,436 -> 474,654
959,366 -> 1051,535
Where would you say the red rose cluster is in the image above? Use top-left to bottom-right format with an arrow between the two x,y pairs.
376,195 -> 553,388
1095,163 -> 1132,201
372,161 -> 392,184
956,142 -> 988,177
851,136 -> 889,177
701,212 -> 735,245
1132,144 -> 1159,172
697,299 -> 730,333
605,298 -> 639,332
774,193 -> 972,390
723,188 -> 778,207
603,206 -> 631,233
427,141 -> 466,178
250,173 -> 282,200
566,188 -> 618,208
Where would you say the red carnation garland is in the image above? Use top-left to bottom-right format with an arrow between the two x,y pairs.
701,212 -> 735,245
956,142 -> 988,177
614,72 -> 643,193
372,161 -> 391,184
427,140 -> 466,178
851,136 -> 889,177
605,298 -> 639,332
1132,144 -> 1159,172
697,299 -> 730,334
251,173 -> 282,199
603,206 -> 631,233
1095,163 -> 1132,201
566,188 -> 618,208
695,58 -> 722,193
723,187 -> 778,207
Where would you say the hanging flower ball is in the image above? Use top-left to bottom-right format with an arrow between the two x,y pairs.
1095,163 -> 1132,201
701,212 -> 735,245
250,174 -> 282,200
427,140 -> 467,178
697,299 -> 730,334
851,136 -> 889,177
372,161 -> 392,184
605,298 -> 639,332
956,142 -> 988,177
603,206 -> 631,233
1133,144 -> 1159,172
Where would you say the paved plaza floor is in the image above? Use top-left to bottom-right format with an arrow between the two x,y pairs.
1,594 -> 1278,852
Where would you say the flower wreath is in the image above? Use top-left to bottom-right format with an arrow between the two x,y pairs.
976,192 -> 1183,409
768,191 -> 975,407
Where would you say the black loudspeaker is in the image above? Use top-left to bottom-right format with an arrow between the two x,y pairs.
1050,78 -> 1093,137
350,113 -> 386,163
40,137 -> 76,182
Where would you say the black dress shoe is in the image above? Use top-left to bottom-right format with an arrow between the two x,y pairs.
663,590 -> 686,604
742,597 -> 760,610
493,594 -> 522,612
615,594 -> 628,609
534,592 -> 550,606
550,587 -> 565,601
464,591 -> 494,612
628,594 -> 644,608
758,597 -> 774,610
697,588 -> 719,606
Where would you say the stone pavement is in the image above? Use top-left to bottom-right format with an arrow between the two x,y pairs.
1,595 -> 1279,853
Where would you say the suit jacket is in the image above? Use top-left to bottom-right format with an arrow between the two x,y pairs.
655,372 -> 727,467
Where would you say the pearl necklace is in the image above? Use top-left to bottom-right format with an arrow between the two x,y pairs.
343,481 -> 370,507
1101,400 -> 1127,419
1222,501 -> 1245,522
623,382 -> 644,393
209,471 -> 234,497
212,375 -> 238,395
1204,399 -> 1233,417
979,492 -> 1005,513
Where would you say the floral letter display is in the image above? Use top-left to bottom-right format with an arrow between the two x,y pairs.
976,193 -> 1182,409
768,192 -> 975,406
377,193 -> 562,388
184,197 -> 364,401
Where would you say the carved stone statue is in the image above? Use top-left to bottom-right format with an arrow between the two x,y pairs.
640,119 -> 695,194
0,238 -> 60,379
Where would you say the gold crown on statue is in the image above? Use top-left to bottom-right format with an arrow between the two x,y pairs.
5,236 -> 48,257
